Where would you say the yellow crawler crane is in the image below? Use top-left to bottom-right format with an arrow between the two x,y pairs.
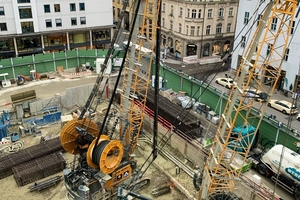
199,0 -> 298,199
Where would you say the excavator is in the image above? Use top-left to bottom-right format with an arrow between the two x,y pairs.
59,0 -> 161,199
196,0 -> 299,199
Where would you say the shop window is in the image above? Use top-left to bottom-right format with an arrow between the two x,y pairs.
45,19 -> 52,28
44,5 -> 50,13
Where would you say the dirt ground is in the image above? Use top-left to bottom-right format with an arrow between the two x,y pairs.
0,120 -> 193,200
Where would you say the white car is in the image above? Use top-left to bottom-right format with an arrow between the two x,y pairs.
215,78 -> 235,89
268,99 -> 298,115
297,113 -> 300,121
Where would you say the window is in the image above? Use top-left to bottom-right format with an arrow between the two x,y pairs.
80,17 -> 86,25
45,19 -> 52,27
190,26 -> 195,36
79,3 -> 85,11
0,7 -> 4,15
207,9 -> 212,18
0,23 -> 7,31
241,36 -> 246,47
70,3 -> 76,11
271,17 -> 277,31
284,48 -> 289,61
216,23 -> 222,34
227,23 -> 231,33
54,4 -> 60,12
44,5 -> 50,13
56,18 -> 62,27
170,20 -> 173,30
218,8 -> 224,17
291,20 -> 295,34
162,18 -> 165,27
179,7 -> 183,17
171,5 -> 173,15
186,25 -> 189,35
257,14 -> 262,26
187,9 -> 190,18
71,17 -> 77,25
18,0 -> 30,3
197,26 -> 200,36
192,9 -> 196,18
229,8 -> 233,16
19,7 -> 32,19
267,43 -> 273,55
179,23 -> 182,33
244,12 -> 250,24
198,9 -> 201,18
206,25 -> 210,35
162,3 -> 165,12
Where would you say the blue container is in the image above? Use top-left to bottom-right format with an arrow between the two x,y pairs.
0,126 -> 8,141
10,132 -> 19,142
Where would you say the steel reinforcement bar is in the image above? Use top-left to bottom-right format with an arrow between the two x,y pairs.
0,137 -> 63,179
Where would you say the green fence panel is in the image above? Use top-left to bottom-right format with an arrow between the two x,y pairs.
67,58 -> 78,69
67,50 -> 77,57
34,53 -> 53,62
78,49 -> 94,57
0,67 -> 14,79
55,60 -> 66,69
13,57 -> 33,66
14,65 -> 32,77
54,52 -> 66,59
35,61 -> 54,74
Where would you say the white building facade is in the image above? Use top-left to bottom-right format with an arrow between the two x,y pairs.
0,0 -> 114,58
232,0 -> 300,92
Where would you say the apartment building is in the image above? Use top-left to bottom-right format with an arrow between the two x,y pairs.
232,0 -> 300,92
0,0 -> 114,58
113,0 -> 238,58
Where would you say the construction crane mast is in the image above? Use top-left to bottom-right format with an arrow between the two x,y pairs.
60,0 -> 161,199
199,0 -> 298,199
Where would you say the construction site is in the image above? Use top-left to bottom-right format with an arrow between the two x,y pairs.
1,1 -> 300,200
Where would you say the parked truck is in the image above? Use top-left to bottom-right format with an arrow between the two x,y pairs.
250,144 -> 300,200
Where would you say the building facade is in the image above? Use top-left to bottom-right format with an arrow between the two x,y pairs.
0,0 -> 114,58
232,0 -> 300,92
112,0 -> 238,58
161,0 -> 238,58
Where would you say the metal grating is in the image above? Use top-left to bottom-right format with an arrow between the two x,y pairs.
12,152 -> 65,186
0,137 -> 63,180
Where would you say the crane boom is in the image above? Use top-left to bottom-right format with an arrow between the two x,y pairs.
200,0 -> 298,199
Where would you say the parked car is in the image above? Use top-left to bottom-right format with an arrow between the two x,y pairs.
297,113 -> 300,121
244,89 -> 268,102
215,78 -> 236,89
267,99 -> 298,114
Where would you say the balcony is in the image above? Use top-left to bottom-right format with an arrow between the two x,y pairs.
185,18 -> 204,23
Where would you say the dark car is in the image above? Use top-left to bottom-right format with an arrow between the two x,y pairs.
244,89 -> 268,102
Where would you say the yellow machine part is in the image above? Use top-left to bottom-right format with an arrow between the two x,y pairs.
104,164 -> 132,190
86,135 -> 124,174
60,118 -> 99,154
